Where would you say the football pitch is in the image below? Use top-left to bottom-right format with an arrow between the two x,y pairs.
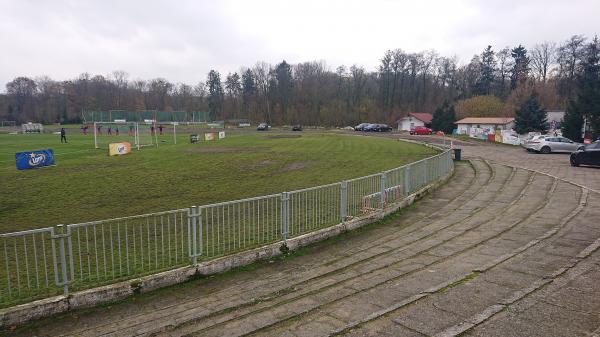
0,129 -> 437,233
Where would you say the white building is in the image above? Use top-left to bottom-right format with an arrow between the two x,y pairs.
455,117 -> 515,135
397,112 -> 433,131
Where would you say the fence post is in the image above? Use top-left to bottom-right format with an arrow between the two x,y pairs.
340,181 -> 348,222
404,166 -> 411,196
53,224 -> 70,296
198,207 -> 203,258
281,192 -> 289,240
189,206 -> 197,265
380,173 -> 386,209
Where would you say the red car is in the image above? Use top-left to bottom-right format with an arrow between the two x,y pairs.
409,126 -> 433,135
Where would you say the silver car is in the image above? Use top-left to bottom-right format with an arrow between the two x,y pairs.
522,135 -> 548,150
525,136 -> 584,154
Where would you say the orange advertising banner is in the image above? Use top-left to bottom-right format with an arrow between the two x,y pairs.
108,142 -> 132,156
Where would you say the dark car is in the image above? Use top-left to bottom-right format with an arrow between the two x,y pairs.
375,124 -> 393,132
257,123 -> 269,131
363,124 -> 378,132
292,124 -> 302,131
354,123 -> 369,131
570,141 -> 600,167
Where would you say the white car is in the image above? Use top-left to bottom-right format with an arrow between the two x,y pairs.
524,136 -> 584,154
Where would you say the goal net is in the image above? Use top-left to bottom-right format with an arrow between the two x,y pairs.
21,122 -> 44,134
136,122 -> 159,148
94,122 -> 157,150
152,122 -> 179,145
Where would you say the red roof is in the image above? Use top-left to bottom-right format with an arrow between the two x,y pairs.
408,112 -> 433,124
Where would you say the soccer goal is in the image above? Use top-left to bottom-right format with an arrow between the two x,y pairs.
0,120 -> 18,134
22,122 -> 44,134
94,121 -> 159,150
152,122 -> 179,145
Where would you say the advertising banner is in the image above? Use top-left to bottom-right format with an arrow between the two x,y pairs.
108,142 -> 132,156
205,132 -> 216,141
218,131 -> 225,139
495,132 -> 503,143
15,149 -> 55,170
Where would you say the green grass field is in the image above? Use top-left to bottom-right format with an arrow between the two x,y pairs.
0,129 -> 437,233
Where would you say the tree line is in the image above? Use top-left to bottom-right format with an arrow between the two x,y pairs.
1,34 -> 598,131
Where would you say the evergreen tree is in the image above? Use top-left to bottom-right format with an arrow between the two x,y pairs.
569,37 -> 600,139
514,93 -> 548,134
561,107 -> 584,142
510,45 -> 530,89
207,70 -> 224,120
242,69 -> 256,116
475,45 -> 496,95
431,101 -> 456,134
274,61 -> 293,122
225,72 -> 242,97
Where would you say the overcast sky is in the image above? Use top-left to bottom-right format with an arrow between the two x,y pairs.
1,0 -> 598,88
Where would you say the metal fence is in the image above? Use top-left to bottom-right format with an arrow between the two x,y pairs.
82,111 -> 210,123
1,148 -> 453,308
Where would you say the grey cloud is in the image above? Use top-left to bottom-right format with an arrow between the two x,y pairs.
1,0 -> 598,88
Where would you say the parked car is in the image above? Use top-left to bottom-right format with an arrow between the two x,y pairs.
524,136 -> 584,154
363,124 -> 378,132
257,123 -> 269,131
292,124 -> 302,131
409,126 -> 433,135
521,135 -> 548,150
570,141 -> 600,167
373,124 -> 393,132
354,123 -> 369,131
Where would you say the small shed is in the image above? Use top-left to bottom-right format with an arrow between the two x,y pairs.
397,112 -> 433,131
455,117 -> 515,135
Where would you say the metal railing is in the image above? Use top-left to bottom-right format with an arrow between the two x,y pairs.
1,148 -> 453,308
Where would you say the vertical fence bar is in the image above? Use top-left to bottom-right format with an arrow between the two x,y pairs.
281,192 -> 289,240
340,181 -> 347,222
198,207 -> 203,259
380,173 -> 386,209
406,165 -> 412,195
190,206 -> 197,265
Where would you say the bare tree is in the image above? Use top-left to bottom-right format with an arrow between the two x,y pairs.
252,62 -> 272,122
556,35 -> 586,98
531,42 -> 556,82
110,70 -> 129,108
495,47 -> 512,98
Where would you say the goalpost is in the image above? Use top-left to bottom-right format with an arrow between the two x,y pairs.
21,122 -> 44,133
94,121 -> 159,150
0,120 -> 18,134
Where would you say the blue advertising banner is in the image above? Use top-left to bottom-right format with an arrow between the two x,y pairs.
15,149 -> 55,170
